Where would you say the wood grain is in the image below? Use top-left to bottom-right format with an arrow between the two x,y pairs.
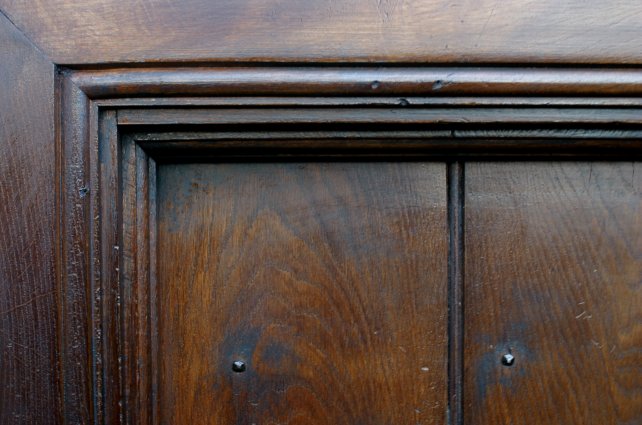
0,10 -> 58,425
118,107 -> 642,127
59,72 -> 94,425
448,162 -> 465,425
52,63 -> 642,423
157,162 -> 448,424
119,135 -> 158,425
2,0 -> 642,64
71,68 -> 642,98
1,0 -> 640,420
464,162 -> 642,424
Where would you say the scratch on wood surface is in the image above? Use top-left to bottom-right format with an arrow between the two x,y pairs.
0,291 -> 54,316
0,334 -> 50,361
477,3 -> 497,45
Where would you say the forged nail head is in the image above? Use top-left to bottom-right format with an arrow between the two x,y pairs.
232,360 -> 246,373
502,353 -> 515,366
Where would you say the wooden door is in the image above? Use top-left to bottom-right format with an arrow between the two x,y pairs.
2,2 -> 642,424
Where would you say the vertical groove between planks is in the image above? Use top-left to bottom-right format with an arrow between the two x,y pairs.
148,158 -> 159,425
447,162 -> 465,425
54,66 -> 65,425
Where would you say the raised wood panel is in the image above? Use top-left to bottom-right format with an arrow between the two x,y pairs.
156,162 -> 448,424
2,1 -> 642,64
0,10 -> 57,424
464,162 -> 642,425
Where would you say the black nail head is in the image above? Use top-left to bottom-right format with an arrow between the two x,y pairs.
502,353 -> 515,366
232,360 -> 246,373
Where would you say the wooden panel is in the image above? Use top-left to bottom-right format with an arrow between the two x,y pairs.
0,10 -> 58,424
464,162 -> 642,424
156,162 -> 448,424
2,1 -> 642,64
54,67 -> 642,423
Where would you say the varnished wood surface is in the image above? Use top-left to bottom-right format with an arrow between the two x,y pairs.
464,162 -> 642,424
95,97 -> 642,108
70,67 -> 642,98
117,107 -> 642,126
57,67 -> 642,422
157,162 -> 448,424
2,0 -> 642,64
59,71 -> 95,425
0,10 -> 58,425
0,0 -> 640,421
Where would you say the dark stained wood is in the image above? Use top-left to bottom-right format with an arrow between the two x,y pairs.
130,132 -> 642,162
1,0 -> 641,422
95,97 -> 642,108
156,162 -> 448,424
97,110 -> 122,425
71,67 -> 642,98
0,10 -> 59,425
56,65 -> 642,423
447,162 -> 464,425
2,1 -> 642,65
59,73 -> 94,425
464,162 -> 642,424
119,134 -> 158,425
117,107 -> 642,126
60,72 -> 642,422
